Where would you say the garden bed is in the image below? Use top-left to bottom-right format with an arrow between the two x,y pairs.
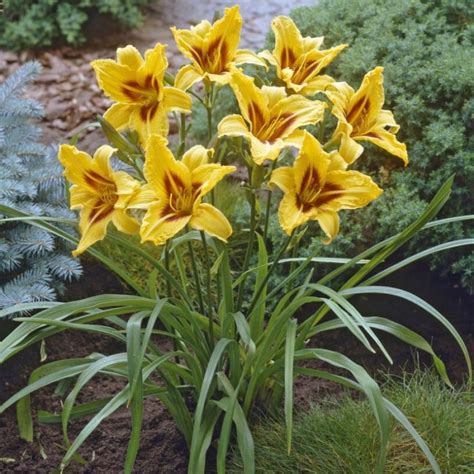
0,262 -> 471,472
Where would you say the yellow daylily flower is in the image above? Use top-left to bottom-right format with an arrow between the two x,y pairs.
135,135 -> 236,245
218,71 -> 326,165
58,144 -> 141,256
171,5 -> 265,90
91,43 -> 192,144
259,16 -> 347,95
327,66 -> 408,165
270,132 -> 382,242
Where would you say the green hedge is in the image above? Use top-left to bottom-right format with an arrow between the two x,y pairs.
285,0 -> 473,292
0,0 -> 151,50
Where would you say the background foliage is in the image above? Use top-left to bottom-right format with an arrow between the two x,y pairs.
285,0 -> 473,292
0,62 -> 82,309
0,0 -> 151,50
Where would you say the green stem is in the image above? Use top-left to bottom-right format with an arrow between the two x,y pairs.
200,231 -> 215,346
186,236 -> 205,315
205,81 -> 215,145
236,187 -> 257,310
164,240 -> 172,297
247,233 -> 293,316
177,113 -> 187,159
263,160 -> 278,244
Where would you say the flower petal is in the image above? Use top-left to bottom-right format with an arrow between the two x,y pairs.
268,95 -> 326,139
269,166 -> 295,193
144,135 -> 191,199
229,71 -> 269,131
137,43 -> 168,86
249,135 -> 284,165
271,16 -> 304,68
356,128 -> 408,165
277,192 -> 307,235
73,202 -> 114,256
112,209 -> 139,234
182,145 -> 213,171
315,210 -> 340,244
205,5 -> 242,70
163,86 -> 192,113
234,49 -> 267,68
129,104 -> 168,145
192,164 -> 236,196
171,24 -> 208,64
116,45 -> 143,69
189,203 -> 233,241
317,170 -> 383,212
293,132 -> 330,194
141,202 -> 190,246
104,103 -> 134,130
218,114 -> 251,139
91,59 -> 137,103
175,64 -> 204,90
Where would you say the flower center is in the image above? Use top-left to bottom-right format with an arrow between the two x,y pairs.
99,183 -> 118,205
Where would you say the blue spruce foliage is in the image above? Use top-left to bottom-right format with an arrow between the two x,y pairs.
0,62 -> 82,310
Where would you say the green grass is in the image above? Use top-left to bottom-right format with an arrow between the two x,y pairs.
229,371 -> 474,473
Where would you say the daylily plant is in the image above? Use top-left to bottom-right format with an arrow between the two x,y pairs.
218,70 -> 326,164
327,66 -> 408,165
172,5 -> 265,90
270,132 -> 382,241
91,43 -> 192,144
260,16 -> 347,96
136,135 -> 235,245
58,144 -> 140,256
2,8 -> 467,474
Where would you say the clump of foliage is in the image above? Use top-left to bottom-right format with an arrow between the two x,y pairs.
0,6 -> 471,474
0,62 -> 82,309
229,371 -> 474,473
284,0 -> 474,292
0,0 -> 151,50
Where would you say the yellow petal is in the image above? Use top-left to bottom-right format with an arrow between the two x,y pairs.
229,71 -> 269,131
217,114 -> 251,139
91,59 -> 137,103
93,145 -> 115,175
189,203 -> 232,241
144,135 -> 191,199
141,201 -> 190,245
206,5 -> 242,70
293,132 -> 330,194
104,103 -> 134,130
192,164 -> 236,196
268,95 -> 326,138
206,71 -> 233,85
316,210 -> 340,244
338,123 -> 364,164
277,192 -> 307,235
129,103 -> 168,145
137,43 -> 168,86
234,49 -> 267,68
116,45 -> 143,69
112,209 -> 139,234
175,64 -> 204,90
258,50 -> 278,67
318,170 -> 383,212
171,24 -> 207,64
127,184 -> 157,210
356,128 -> 408,165
73,202 -> 114,256
271,16 -> 303,69
249,136 -> 284,165
114,171 -> 141,208
58,145 -> 94,190
286,74 -> 335,96
261,86 -> 287,109
269,166 -> 295,193
182,145 -> 214,171
163,86 -> 192,113
347,66 -> 384,126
